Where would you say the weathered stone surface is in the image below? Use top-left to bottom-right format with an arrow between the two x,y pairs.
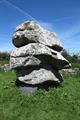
13,21 -> 63,52
10,43 -> 70,70
10,56 -> 41,69
16,65 -> 63,85
10,20 -> 71,87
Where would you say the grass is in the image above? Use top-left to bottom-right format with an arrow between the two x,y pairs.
0,70 -> 80,120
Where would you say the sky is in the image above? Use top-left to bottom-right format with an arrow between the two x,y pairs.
0,0 -> 80,53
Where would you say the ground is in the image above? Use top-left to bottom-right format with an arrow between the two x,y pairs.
0,70 -> 80,120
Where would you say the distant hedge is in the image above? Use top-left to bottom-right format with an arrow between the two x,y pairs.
62,49 -> 80,63
0,52 -> 10,61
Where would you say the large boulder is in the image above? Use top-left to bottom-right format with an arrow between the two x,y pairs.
12,21 -> 63,52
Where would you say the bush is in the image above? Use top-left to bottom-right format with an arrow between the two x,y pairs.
0,52 -> 10,61
62,49 -> 80,69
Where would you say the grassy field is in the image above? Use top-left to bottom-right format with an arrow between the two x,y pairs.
0,70 -> 80,120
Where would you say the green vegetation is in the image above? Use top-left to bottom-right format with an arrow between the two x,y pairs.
62,49 -> 80,69
0,70 -> 80,120
0,51 -> 80,120
0,60 -> 9,65
0,52 -> 10,65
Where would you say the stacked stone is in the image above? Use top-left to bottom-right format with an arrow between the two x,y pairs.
10,21 -> 71,86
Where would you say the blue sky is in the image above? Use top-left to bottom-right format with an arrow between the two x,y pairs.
0,0 -> 80,53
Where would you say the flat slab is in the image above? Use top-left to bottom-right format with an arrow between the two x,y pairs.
10,43 -> 70,70
16,65 -> 63,85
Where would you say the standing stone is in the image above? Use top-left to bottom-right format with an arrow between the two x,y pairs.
10,20 -> 71,92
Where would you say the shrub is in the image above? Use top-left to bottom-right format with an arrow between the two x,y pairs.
0,52 -> 10,61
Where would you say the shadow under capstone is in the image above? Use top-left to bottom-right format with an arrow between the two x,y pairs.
15,79 -> 61,94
